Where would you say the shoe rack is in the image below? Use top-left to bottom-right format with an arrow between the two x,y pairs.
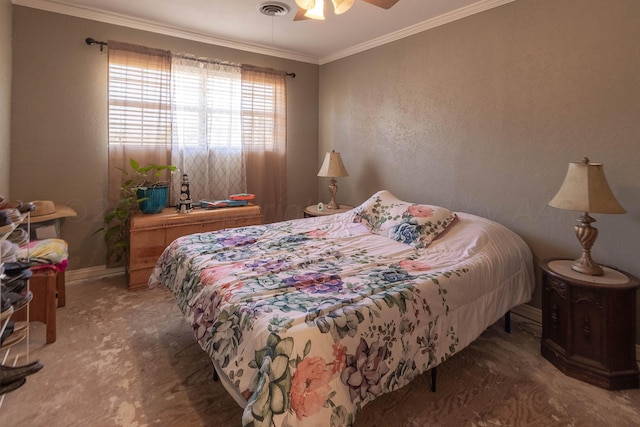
0,212 -> 30,406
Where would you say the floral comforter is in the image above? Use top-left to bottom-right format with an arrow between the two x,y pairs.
149,210 -> 534,427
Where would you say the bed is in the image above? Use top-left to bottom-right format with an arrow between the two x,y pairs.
149,190 -> 534,426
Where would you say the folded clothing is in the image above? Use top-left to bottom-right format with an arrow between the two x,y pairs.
18,238 -> 69,271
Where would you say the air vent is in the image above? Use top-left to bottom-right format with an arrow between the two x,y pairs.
257,2 -> 291,17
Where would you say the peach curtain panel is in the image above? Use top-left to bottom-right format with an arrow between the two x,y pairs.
241,66 -> 287,224
107,41 -> 173,212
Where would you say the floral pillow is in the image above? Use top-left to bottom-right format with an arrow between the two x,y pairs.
352,190 -> 457,248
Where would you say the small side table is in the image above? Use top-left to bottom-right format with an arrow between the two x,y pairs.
303,204 -> 354,218
540,258 -> 639,390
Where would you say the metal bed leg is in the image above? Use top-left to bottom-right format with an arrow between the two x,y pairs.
504,311 -> 511,334
213,368 -> 219,382
430,367 -> 437,393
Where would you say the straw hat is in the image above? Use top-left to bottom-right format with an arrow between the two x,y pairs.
30,200 -> 77,223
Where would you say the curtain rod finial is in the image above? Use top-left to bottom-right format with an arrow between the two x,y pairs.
85,37 -> 107,51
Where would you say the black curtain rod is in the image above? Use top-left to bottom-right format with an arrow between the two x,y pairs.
85,37 -> 107,52
85,37 -> 296,78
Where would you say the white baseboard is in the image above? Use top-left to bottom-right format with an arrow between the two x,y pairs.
510,304 -> 640,363
66,265 -> 125,284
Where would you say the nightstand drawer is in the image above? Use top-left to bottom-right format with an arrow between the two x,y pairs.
571,287 -> 604,365
542,275 -> 568,353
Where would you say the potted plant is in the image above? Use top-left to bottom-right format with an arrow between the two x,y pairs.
99,158 -> 177,263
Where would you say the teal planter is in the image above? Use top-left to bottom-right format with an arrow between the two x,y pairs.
137,186 -> 169,214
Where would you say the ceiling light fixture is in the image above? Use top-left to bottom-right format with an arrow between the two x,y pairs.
295,0 -> 355,20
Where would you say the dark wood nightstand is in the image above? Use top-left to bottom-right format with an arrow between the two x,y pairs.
540,258 -> 639,390
303,204 -> 354,218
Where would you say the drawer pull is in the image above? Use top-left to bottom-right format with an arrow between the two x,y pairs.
583,316 -> 591,341
551,303 -> 559,328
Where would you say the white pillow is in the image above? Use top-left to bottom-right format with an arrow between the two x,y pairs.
352,190 -> 457,248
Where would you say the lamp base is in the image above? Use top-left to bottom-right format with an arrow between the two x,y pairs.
571,255 -> 604,276
571,212 -> 604,276
326,178 -> 340,210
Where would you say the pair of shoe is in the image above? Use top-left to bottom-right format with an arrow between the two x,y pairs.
6,200 -> 36,214
0,318 -> 28,347
2,267 -> 32,294
0,361 -> 43,395
0,239 -> 19,263
0,290 -> 32,314
1,263 -> 33,315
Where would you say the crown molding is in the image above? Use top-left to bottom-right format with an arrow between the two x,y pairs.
319,0 -> 516,64
12,0 -> 320,64
13,0 -> 515,66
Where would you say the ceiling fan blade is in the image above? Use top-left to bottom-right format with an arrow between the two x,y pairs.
293,8 -> 311,21
361,0 -> 400,9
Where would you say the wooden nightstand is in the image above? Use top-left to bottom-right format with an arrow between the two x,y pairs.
540,258 -> 639,390
303,204 -> 354,218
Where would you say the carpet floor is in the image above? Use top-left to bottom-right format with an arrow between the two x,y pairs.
1,276 -> 639,426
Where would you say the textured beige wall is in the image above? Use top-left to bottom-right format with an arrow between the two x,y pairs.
10,6 -> 319,270
319,0 -> 640,314
0,0 -> 11,197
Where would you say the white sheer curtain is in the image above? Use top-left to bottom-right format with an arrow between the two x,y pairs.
170,54 -> 245,204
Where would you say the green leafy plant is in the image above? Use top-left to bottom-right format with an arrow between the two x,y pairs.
97,158 -> 177,264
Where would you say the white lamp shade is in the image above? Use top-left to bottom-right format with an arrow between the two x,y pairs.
549,158 -> 626,214
304,0 -> 325,19
295,0 -> 316,9
317,150 -> 349,178
333,0 -> 355,14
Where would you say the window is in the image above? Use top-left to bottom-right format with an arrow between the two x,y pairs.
107,41 -> 287,226
171,64 -> 242,148
108,57 -> 171,147
242,81 -> 277,148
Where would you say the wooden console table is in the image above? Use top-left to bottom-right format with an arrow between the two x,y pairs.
128,205 -> 262,290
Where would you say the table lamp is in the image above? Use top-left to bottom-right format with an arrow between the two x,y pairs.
317,150 -> 349,209
548,157 -> 626,275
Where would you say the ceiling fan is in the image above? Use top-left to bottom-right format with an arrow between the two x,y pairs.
294,0 -> 400,21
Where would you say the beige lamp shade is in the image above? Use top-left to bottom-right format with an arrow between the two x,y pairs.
317,150 -> 349,178
549,158 -> 626,214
